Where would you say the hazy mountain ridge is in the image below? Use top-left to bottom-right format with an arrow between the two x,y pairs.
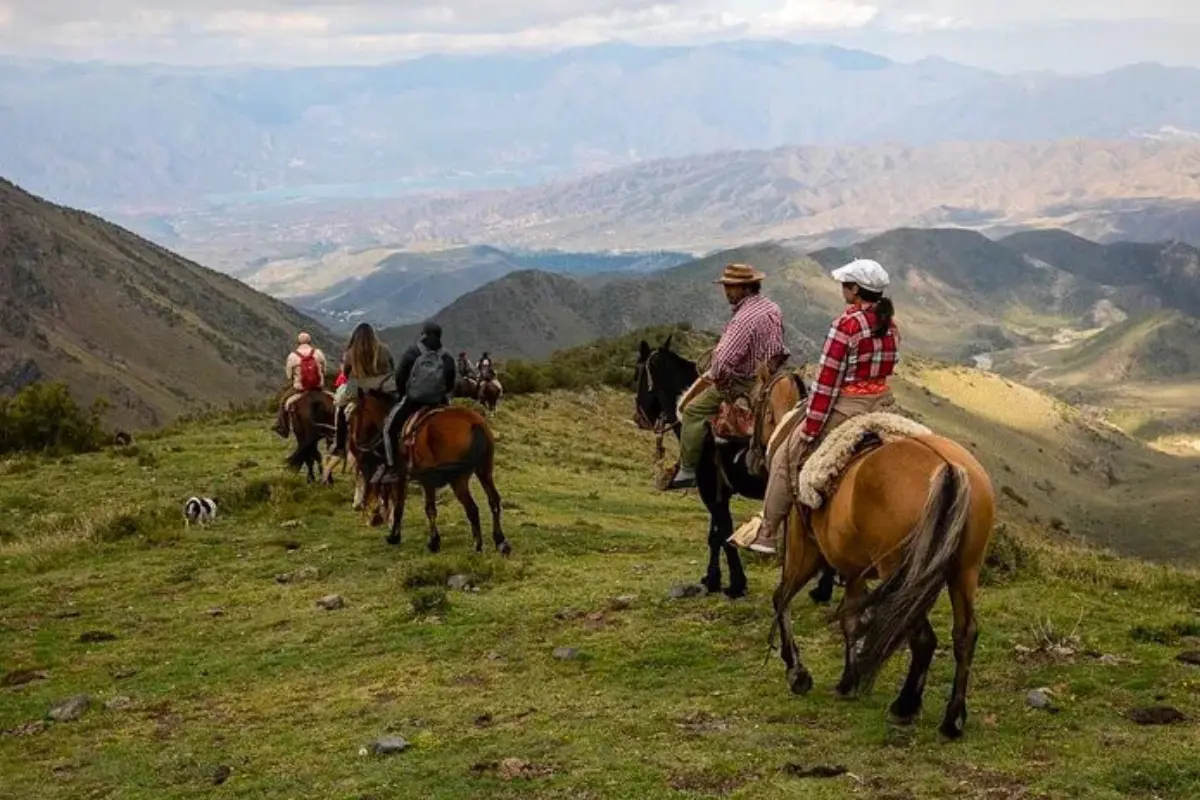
128,139 -> 1200,271
0,177 -> 332,428
6,42 -> 1200,217
382,228 -> 1200,373
263,245 -> 694,330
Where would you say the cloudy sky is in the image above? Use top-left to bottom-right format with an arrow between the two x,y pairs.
1,1 -> 1198,72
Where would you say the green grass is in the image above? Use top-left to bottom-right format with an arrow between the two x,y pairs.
2,389 -> 1198,799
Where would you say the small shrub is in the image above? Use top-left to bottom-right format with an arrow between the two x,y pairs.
0,382 -> 108,456
980,524 -> 1036,585
96,513 -> 141,542
1129,621 -> 1200,646
409,586 -> 450,616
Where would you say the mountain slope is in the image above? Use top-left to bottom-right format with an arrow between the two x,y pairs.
263,245 -> 693,330
382,227 -> 1200,370
141,139 -> 1200,268
1000,229 -> 1200,316
0,178 -> 332,428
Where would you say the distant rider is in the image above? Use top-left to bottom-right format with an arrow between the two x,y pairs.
274,332 -> 327,438
373,322 -> 457,484
330,323 -> 396,457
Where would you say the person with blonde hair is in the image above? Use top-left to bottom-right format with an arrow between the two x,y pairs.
273,331 -> 328,438
330,322 -> 396,457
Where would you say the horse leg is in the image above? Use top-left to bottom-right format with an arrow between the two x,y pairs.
834,576 -> 869,699
940,567 -> 980,740
697,463 -> 725,595
718,507 -> 747,599
423,483 -> 441,553
451,475 -> 484,553
772,523 -> 822,695
810,564 -> 837,604
889,615 -> 938,725
353,472 -> 366,512
476,459 -> 510,555
386,480 -> 407,546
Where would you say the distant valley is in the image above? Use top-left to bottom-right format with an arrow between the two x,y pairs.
247,245 -> 693,330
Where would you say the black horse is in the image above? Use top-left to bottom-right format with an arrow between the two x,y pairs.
634,335 -> 837,601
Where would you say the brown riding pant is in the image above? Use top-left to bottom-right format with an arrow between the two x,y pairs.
760,390 -> 896,539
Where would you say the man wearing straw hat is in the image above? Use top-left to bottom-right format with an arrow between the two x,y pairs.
664,262 -> 788,491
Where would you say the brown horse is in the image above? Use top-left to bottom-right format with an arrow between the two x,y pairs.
478,378 -> 502,413
352,390 -> 510,554
454,376 -> 479,400
285,391 -> 336,483
770,412 -> 996,739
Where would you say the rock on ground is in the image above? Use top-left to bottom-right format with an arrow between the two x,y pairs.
370,736 -> 410,755
316,595 -> 344,611
48,695 -> 91,722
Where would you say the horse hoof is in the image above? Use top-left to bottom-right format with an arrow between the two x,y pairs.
808,589 -> 832,605
702,577 -> 722,595
888,703 -> 921,726
788,669 -> 813,696
939,718 -> 966,741
385,534 -> 401,546
496,540 -> 512,556
723,584 -> 748,600
427,541 -> 441,554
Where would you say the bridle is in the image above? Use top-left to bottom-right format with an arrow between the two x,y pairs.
635,352 -> 682,464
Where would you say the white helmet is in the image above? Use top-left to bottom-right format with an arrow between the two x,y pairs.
831,258 -> 889,293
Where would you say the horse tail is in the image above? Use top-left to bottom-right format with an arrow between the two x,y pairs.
837,460 -> 971,691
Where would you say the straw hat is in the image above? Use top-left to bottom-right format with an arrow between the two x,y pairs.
713,263 -> 766,285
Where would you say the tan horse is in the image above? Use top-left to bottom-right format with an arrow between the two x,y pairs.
771,426 -> 996,739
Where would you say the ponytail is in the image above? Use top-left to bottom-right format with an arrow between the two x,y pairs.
854,286 -> 893,338
873,297 -> 894,338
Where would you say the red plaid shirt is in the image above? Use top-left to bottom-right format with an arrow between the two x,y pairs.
707,294 -> 788,388
799,303 -> 899,442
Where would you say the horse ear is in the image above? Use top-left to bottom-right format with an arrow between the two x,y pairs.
638,340 -> 651,360
661,334 -> 674,352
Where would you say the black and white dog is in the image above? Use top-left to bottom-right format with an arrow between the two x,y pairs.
183,497 -> 218,527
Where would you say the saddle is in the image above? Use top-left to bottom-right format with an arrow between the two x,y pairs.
794,412 -> 933,510
286,389 -> 335,411
400,406 -> 449,468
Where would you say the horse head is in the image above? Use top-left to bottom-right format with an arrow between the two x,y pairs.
750,359 -> 808,452
634,335 -> 699,432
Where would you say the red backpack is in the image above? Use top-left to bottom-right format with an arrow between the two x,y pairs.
296,350 -> 322,391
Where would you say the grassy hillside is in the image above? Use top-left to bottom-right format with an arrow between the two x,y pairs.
1,385 -> 1198,799
991,311 -> 1200,445
0,178 -> 333,429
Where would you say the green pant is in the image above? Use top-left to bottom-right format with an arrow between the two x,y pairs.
679,387 -> 726,471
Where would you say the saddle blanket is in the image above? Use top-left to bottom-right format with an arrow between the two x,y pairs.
795,412 -> 932,509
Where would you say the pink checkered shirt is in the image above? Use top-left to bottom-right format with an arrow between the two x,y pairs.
707,294 -> 788,389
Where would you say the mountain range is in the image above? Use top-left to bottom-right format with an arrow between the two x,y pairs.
4,42 -> 1200,216
379,228 -> 1197,369
249,245 -> 693,331
128,139 -> 1200,270
0,178 -> 329,428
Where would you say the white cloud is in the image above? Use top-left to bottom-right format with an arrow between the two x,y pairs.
0,0 -> 1198,68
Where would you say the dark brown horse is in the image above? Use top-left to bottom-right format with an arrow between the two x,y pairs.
478,378 -> 503,413
351,390 -> 510,554
285,391 -> 335,483
770,407 -> 996,739
454,376 -> 479,400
